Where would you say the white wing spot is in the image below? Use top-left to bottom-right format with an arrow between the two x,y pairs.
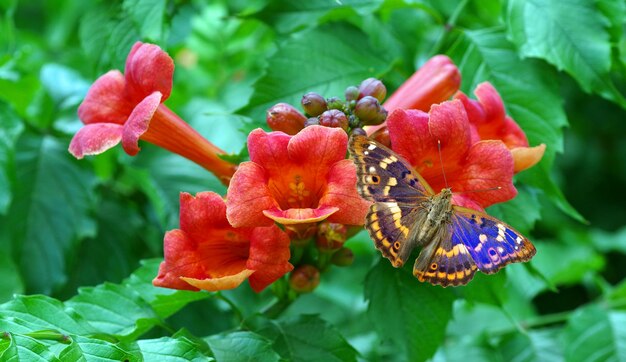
368,144 -> 377,150
497,246 -> 504,254
363,151 -> 369,155
369,166 -> 376,173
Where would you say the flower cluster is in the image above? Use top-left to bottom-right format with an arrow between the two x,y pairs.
70,43 -> 545,294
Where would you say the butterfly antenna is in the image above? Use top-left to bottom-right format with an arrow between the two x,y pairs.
454,186 -> 502,195
437,140 -> 449,188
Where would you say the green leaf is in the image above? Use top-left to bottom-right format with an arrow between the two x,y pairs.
122,260 -> 210,319
0,295 -> 95,335
447,27 -> 584,222
59,336 -> 141,362
364,259 -> 455,361
254,0 -> 384,33
0,100 -> 23,214
1,334 -> 59,361
487,185 -> 541,235
137,336 -> 212,361
1,132 -> 96,294
0,251 -> 23,303
240,22 -> 394,124
461,271 -> 507,307
506,0 -> 626,107
256,315 -> 357,362
531,239 -> 604,286
564,305 -> 626,362
122,0 -> 166,42
498,328 -> 563,362
65,283 -> 160,339
206,331 -> 279,362
597,0 -> 626,44
39,64 -> 89,110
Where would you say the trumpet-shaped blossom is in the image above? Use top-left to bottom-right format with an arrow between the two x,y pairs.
153,192 -> 292,292
226,125 -> 371,228
69,42 -> 237,184
454,82 -> 546,172
386,100 -> 516,211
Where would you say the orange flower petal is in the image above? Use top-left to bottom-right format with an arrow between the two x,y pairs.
68,123 -> 123,158
262,206 -> 339,225
512,144 -> 546,173
121,91 -> 162,156
124,42 -> 174,102
181,269 -> 254,292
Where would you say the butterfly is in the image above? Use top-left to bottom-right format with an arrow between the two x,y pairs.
348,134 -> 536,287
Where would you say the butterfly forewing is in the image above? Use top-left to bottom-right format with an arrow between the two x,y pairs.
349,135 -> 433,203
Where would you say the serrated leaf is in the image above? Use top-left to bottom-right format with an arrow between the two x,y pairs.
0,100 -> 23,214
564,305 -> 626,362
364,259 -> 455,362
498,328 -> 563,362
122,0 -> 166,41
240,23 -> 394,124
2,334 -> 59,361
0,295 -> 95,335
206,331 -> 278,362
447,28 -> 584,222
254,0 -> 384,33
39,64 -> 89,110
65,283 -> 160,339
2,132 -> 96,294
256,315 -> 357,362
532,240 -> 604,286
506,0 -> 626,107
59,336 -> 141,362
137,336 -> 211,361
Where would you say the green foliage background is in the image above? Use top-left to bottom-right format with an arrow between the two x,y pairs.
1,0 -> 626,360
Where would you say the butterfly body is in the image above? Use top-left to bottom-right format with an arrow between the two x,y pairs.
349,135 -> 535,287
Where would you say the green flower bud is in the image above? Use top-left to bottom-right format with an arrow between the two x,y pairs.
331,247 -> 354,267
266,103 -> 307,135
354,96 -> 385,125
345,86 -> 359,102
316,222 -> 348,251
301,92 -> 327,117
358,78 -> 387,102
289,265 -> 320,293
319,110 -> 349,131
304,117 -> 320,127
326,97 -> 344,111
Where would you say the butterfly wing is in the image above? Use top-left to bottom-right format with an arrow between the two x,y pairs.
348,135 -> 434,203
349,135 -> 432,267
451,207 -> 536,274
412,208 -> 535,287
412,224 -> 478,287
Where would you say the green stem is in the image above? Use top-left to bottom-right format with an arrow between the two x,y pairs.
215,292 -> 244,324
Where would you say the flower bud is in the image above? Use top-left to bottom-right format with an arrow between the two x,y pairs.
319,110 -> 349,131
266,103 -> 307,135
351,127 -> 367,136
304,117 -> 320,127
331,247 -> 354,267
345,86 -> 359,102
326,97 -> 344,111
301,92 -> 327,117
358,78 -> 387,102
354,96 -> 382,125
289,265 -> 320,293
348,114 -> 360,129
370,127 -> 391,147
384,55 -> 460,112
316,222 -> 348,251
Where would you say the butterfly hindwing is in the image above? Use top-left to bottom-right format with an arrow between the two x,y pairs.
450,208 -> 536,274
365,201 -> 422,267
413,224 -> 478,287
349,135 -> 433,204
